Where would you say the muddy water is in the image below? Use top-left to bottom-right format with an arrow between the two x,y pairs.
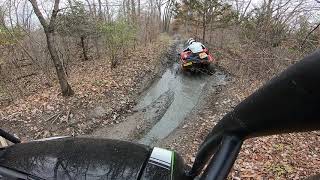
137,63 -> 210,145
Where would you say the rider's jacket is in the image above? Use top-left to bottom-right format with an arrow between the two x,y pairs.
185,42 -> 206,53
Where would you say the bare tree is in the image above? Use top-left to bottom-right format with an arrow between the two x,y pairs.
0,6 -> 5,27
162,0 -> 176,32
177,0 -> 234,41
131,0 -> 136,22
28,0 -> 74,96
301,22 -> 320,48
97,0 -> 103,20
155,0 -> 166,29
137,0 -> 140,18
233,0 -> 252,22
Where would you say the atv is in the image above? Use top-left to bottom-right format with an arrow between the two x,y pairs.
179,48 -> 215,74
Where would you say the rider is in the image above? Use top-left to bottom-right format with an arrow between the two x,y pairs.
183,38 -> 206,60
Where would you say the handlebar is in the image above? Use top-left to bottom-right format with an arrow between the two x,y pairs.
0,129 -> 21,144
200,135 -> 243,180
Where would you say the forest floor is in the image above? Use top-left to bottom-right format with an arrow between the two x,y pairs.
0,34 -> 173,141
161,44 -> 320,180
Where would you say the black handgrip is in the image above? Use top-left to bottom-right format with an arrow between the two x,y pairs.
0,129 -> 21,144
200,135 -> 243,180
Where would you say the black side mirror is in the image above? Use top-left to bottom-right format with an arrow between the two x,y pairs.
189,50 -> 320,179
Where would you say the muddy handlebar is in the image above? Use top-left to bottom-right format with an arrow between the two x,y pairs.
0,129 -> 21,144
200,135 -> 242,180
189,49 -> 320,179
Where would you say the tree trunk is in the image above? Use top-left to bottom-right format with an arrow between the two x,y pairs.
126,0 -> 131,22
105,0 -> 111,22
85,0 -> 93,16
46,32 -> 74,96
94,37 -> 101,59
137,0 -> 140,18
29,0 -> 74,96
202,13 -> 206,42
80,36 -> 89,61
0,7 -> 5,26
97,0 -> 103,20
131,0 -> 136,22
158,4 -> 162,30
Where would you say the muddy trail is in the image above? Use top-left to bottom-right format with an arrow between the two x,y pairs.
92,39 -> 228,146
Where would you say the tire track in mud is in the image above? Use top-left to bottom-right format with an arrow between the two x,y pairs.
92,90 -> 174,141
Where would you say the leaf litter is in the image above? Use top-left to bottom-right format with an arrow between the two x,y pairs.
0,36 -> 171,141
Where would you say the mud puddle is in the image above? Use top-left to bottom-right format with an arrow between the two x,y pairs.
136,63 -> 226,145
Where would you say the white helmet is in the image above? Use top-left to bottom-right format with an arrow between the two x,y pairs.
187,38 -> 195,45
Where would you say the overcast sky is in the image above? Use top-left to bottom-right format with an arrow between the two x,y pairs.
1,0 -> 319,28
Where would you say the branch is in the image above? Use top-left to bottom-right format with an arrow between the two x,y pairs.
49,0 -> 60,27
241,0 -> 252,18
301,22 -> 320,48
28,0 -> 48,29
272,0 -> 291,14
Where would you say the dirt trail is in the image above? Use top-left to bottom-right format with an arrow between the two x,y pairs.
92,37 -> 229,147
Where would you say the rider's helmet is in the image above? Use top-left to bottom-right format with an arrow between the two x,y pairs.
187,38 -> 195,45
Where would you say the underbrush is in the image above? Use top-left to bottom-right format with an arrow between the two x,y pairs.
214,38 -> 308,100
0,34 -> 172,140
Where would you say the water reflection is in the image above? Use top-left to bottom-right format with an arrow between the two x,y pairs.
0,138 -> 148,180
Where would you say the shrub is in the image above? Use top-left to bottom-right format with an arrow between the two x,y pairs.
0,26 -> 24,46
99,20 -> 137,68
